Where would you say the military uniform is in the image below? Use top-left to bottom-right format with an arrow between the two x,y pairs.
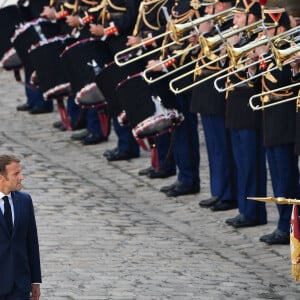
159,0 -> 201,197
254,8 -> 300,244
191,0 -> 236,210
114,0 -> 176,175
224,0 -> 267,227
16,0 -> 55,114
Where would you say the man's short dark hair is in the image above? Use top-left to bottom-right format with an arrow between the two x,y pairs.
0,155 -> 21,175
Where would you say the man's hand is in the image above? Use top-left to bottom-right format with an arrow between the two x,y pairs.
146,59 -> 163,72
40,6 -> 56,20
66,15 -> 80,27
89,24 -> 104,36
291,55 -> 300,75
126,36 -> 142,47
31,284 -> 40,300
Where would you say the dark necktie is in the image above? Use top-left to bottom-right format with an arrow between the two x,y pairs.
3,196 -> 13,235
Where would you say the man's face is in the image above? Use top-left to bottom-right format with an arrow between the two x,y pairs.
205,4 -> 215,15
233,12 -> 247,28
2,162 -> 24,192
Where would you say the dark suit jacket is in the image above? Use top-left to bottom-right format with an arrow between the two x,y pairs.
0,191 -> 41,296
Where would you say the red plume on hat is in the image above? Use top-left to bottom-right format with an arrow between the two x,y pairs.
259,0 -> 267,6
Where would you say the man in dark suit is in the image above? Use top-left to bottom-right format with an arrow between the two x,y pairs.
0,154 -> 41,300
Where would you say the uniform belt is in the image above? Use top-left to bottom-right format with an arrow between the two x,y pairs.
109,12 -> 125,19
201,69 -> 215,76
269,94 -> 284,101
233,82 -> 249,90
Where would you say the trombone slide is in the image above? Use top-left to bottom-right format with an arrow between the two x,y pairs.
249,82 -> 300,111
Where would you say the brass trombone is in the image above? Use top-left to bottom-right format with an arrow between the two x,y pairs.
214,25 -> 300,92
142,11 -> 237,84
248,82 -> 300,111
169,21 -> 265,94
143,46 -> 221,84
114,8 -> 234,67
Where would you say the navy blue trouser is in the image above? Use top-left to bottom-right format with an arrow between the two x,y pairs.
173,94 -> 200,187
201,114 -> 234,201
112,117 -> 140,155
266,144 -> 300,232
230,128 -> 267,223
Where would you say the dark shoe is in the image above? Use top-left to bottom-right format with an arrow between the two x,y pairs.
29,106 -> 53,114
199,196 -> 219,207
147,169 -> 176,179
106,150 -> 139,161
260,229 -> 290,245
103,147 -> 118,158
81,133 -> 108,145
166,182 -> 200,197
52,121 -> 66,131
211,200 -> 237,211
226,214 -> 243,226
160,181 -> 181,193
227,214 -> 267,228
71,129 -> 89,141
53,121 -> 63,129
17,103 -> 32,111
138,166 -> 154,176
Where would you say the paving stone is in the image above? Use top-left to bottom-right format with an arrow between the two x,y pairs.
1,68 -> 300,299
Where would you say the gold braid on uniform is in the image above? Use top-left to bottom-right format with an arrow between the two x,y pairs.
132,0 -> 167,36
142,0 -> 168,31
107,0 -> 126,11
260,62 -> 293,103
193,49 -> 221,78
81,0 -> 98,6
261,77 -> 293,103
159,0 -> 200,59
225,67 -> 247,99
296,90 -> 300,112
64,0 -> 80,14
89,0 -> 127,24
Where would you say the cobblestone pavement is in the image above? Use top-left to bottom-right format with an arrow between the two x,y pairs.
1,69 -> 300,300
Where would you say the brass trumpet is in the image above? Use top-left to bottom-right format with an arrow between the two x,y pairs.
114,7 -> 234,67
249,82 -> 300,111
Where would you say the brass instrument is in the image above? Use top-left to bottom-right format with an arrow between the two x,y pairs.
143,47 -> 221,84
199,20 -> 262,57
114,7 -> 234,67
214,25 -> 300,92
248,82 -> 300,111
172,7 -> 234,41
168,21 -> 265,94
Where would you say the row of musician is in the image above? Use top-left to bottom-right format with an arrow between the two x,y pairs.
1,0 -> 300,248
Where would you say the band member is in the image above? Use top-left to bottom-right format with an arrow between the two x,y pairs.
16,0 -> 54,114
116,0 -> 176,178
89,0 -> 141,160
42,0 -> 112,144
248,8 -> 300,244
223,0 -> 268,228
191,0 -> 237,211
292,58 -> 300,155
146,0 -> 202,197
